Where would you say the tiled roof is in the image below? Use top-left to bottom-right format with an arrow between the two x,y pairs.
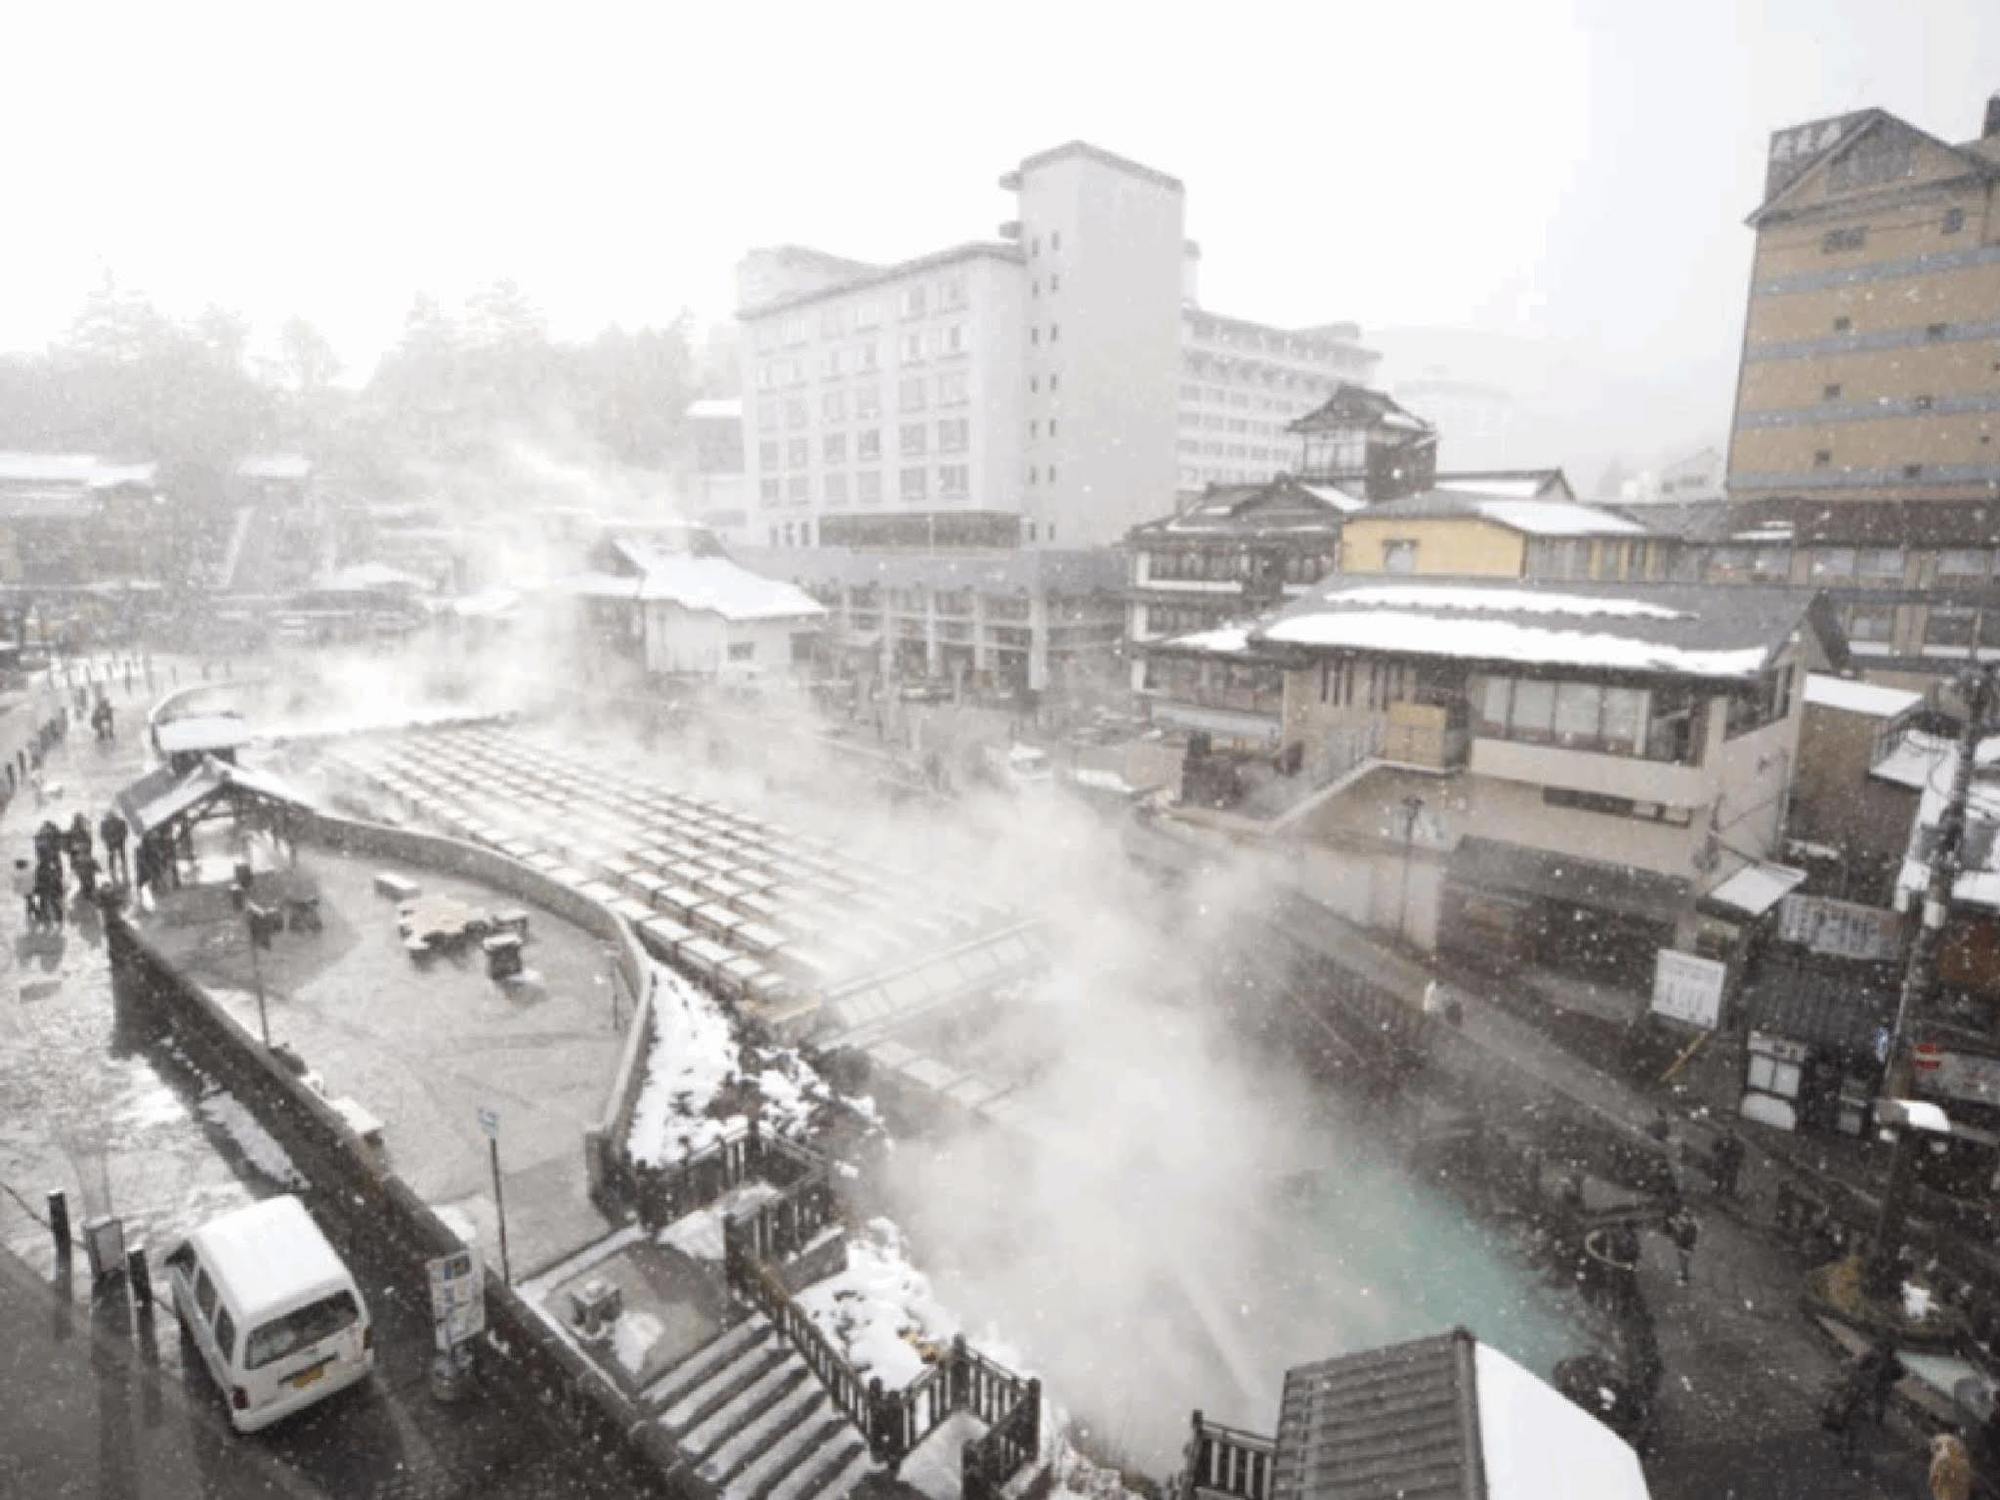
1273,1330 -> 1483,1500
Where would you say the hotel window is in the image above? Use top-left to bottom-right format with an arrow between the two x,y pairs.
941,323 -> 966,355
1844,604 -> 1895,643
1508,679 -> 1557,743
786,439 -> 808,469
824,473 -> 849,505
1050,372 -> 1059,391
1050,272 -> 1061,292
1028,467 -> 1039,485
857,470 -> 882,504
1945,208 -> 1967,235
1030,376 -> 1040,393
1049,465 -> 1058,483
1856,547 -> 1903,585
901,286 -> 927,319
854,299 -> 882,328
758,440 -> 779,469
823,433 -> 846,464
1050,323 -> 1061,343
822,391 -> 847,422
759,478 -> 780,503
938,372 -> 968,405
857,429 -> 881,461
786,474 -> 808,502
900,467 -> 927,500
940,277 -> 967,310
900,423 -> 927,456
899,377 -> 927,412
1750,548 -> 1791,581
856,340 -> 879,371
1382,540 -> 1417,575
1813,449 -> 1833,468
1820,226 -> 1867,253
820,308 -> 845,338
855,385 -> 881,419
1832,316 -> 1852,333
1031,280 -> 1040,298
1822,383 -> 1842,400
939,464 -> 969,497
1049,418 -> 1059,438
785,398 -> 807,429
1927,607 -> 1976,648
938,418 -> 969,452
821,348 -> 842,378
1030,327 -> 1039,346
1939,549 -> 1990,583
1553,682 -> 1605,749
1051,231 -> 1061,251
1810,547 -> 1857,580
1913,394 -> 1934,411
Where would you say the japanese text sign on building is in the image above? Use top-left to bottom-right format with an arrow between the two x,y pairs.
1777,894 -> 1904,963
427,1248 -> 485,1352
1652,949 -> 1727,1031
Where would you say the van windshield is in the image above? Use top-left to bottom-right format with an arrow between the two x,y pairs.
245,1290 -> 360,1369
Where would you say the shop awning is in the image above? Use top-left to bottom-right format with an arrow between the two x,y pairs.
1149,701 -> 1283,746
1705,860 -> 1808,919
1447,835 -> 1691,925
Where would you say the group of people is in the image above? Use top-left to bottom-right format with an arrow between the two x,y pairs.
15,808 -> 129,930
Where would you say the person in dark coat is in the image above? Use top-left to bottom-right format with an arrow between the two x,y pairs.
1668,1207 -> 1700,1285
34,819 -> 62,869
1858,1337 -> 1905,1428
1823,1368 -> 1867,1462
66,813 -> 92,876
98,809 -> 129,886
1712,1130 -> 1746,1199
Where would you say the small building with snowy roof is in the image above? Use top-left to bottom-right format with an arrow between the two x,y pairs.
1339,478 -> 1668,586
1783,672 -> 1929,904
1179,1329 -> 1649,1500
1148,575 -> 1841,991
571,524 -> 827,680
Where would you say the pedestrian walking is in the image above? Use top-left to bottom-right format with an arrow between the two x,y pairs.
1930,1432 -> 1974,1500
11,858 -> 33,925
34,819 -> 62,869
99,809 -> 129,886
1858,1336 -> 1905,1427
1668,1206 -> 1700,1285
1821,1370 -> 1866,1462
66,812 -> 92,875
32,857 -> 64,928
1711,1130 -> 1745,1199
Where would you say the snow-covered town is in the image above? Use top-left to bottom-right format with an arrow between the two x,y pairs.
4,11 -> 2000,1500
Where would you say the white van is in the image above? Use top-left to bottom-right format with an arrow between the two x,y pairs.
163,1195 -> 375,1433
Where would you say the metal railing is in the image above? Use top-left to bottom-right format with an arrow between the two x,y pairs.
629,1120 -> 823,1231
1177,1411 -> 1276,1500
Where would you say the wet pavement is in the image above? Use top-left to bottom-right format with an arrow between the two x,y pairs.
0,670 -> 656,1497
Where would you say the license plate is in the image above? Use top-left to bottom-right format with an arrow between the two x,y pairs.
290,1365 -> 325,1390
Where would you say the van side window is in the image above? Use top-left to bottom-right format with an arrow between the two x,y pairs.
246,1291 -> 360,1370
164,1243 -> 195,1278
214,1307 -> 237,1361
195,1268 -> 218,1322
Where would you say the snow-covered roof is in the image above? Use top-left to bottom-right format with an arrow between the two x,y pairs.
597,553 -> 826,623
1888,732 -> 2000,911
1353,488 -> 1645,537
1706,860 -> 1807,918
121,756 -> 310,835
188,1195 -> 355,1323
686,398 -> 742,420
0,452 -> 157,489
1161,579 -> 1813,682
155,713 -> 253,756
1272,1332 -> 1650,1500
1474,1342 -> 1651,1500
317,561 -> 431,592
1297,484 -> 1368,514
1805,674 -> 1922,719
1473,499 -> 1647,537
235,454 -> 313,481
1433,476 -> 1549,500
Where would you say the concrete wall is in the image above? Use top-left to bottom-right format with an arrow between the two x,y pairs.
1791,703 -> 1920,901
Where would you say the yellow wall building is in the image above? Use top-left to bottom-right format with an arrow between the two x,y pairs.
1729,101 -> 2000,504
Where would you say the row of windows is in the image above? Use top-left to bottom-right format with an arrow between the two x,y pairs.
1179,383 -> 1319,415
751,277 -> 971,351
1180,412 -> 1297,436
754,372 -> 971,433
757,464 -> 972,506
1817,206 -> 1967,256
1475,675 -> 1703,763
754,324 -> 969,388
1177,440 -> 1291,460
757,419 -> 973,471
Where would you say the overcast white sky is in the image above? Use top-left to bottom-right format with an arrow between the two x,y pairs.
5,0 -> 1997,467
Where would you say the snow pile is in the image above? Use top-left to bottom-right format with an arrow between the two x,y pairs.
1043,1438 -> 1151,1500
658,1180 -> 781,1262
795,1219 -> 959,1389
1474,1343 -> 1649,1500
1329,584 -> 1685,619
613,1310 -> 665,1375
628,965 -> 748,1166
197,1089 -> 305,1187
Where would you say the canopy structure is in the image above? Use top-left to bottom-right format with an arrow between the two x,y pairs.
117,756 -> 312,845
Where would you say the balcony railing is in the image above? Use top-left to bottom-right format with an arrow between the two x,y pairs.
1176,1411 -> 1275,1500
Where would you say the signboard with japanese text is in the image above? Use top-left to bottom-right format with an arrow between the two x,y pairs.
1652,949 -> 1727,1030
1921,1049 -> 2000,1111
427,1249 -> 485,1351
1777,894 -> 1904,963
477,1107 -> 500,1140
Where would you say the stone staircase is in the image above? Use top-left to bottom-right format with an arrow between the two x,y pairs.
641,1315 -> 878,1500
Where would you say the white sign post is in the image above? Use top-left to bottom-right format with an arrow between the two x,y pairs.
1651,949 -> 1728,1030
427,1248 -> 486,1353
479,1107 -> 511,1285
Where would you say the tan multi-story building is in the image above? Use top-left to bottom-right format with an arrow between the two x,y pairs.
1729,96 -> 2000,502
1695,91 -> 2000,680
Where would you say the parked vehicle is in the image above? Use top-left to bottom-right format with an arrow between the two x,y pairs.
981,742 -> 1053,791
163,1195 -> 374,1433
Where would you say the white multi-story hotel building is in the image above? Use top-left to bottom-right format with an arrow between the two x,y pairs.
736,142 -> 1376,553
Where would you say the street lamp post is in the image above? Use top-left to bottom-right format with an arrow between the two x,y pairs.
245,909 -> 271,1049
1398,795 -> 1425,945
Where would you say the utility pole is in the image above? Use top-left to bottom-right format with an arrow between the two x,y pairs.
1863,663 -> 1995,1298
